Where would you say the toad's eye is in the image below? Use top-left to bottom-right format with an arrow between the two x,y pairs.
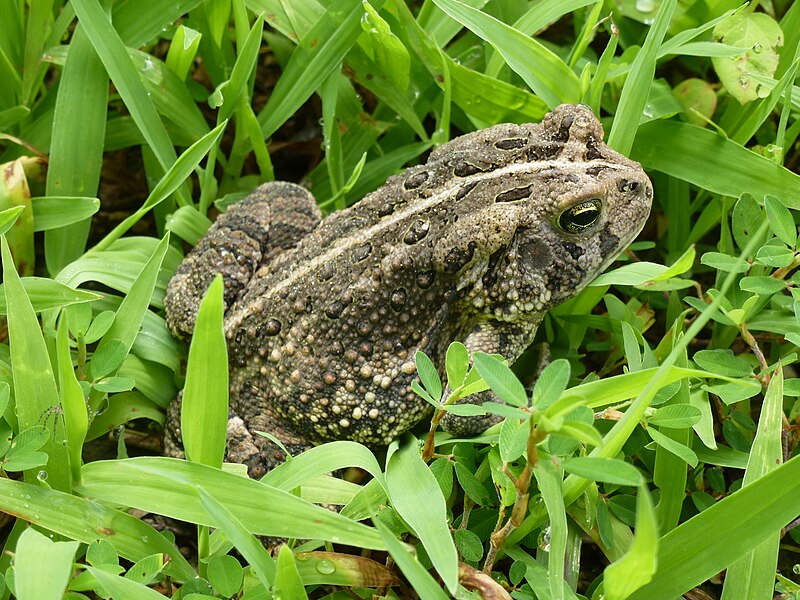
558,198 -> 602,233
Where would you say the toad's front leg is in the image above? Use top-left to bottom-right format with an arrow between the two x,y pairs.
440,318 -> 541,437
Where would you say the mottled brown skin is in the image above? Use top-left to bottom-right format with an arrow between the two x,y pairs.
164,104 -> 653,476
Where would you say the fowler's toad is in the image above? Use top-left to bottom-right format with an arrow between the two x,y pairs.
164,104 -> 652,476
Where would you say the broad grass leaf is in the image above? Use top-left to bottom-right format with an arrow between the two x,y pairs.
2,238 -> 70,490
0,159 -> 35,276
534,461 -> 567,600
626,454 -> 800,600
602,484 -> 658,600
44,24 -> 107,275
631,121 -> 800,208
720,369 -> 784,600
78,457 -> 386,549
213,15 -> 264,123
432,0 -> 581,107
505,546 -> 583,600
165,24 -> 202,80
386,436 -> 458,593
361,1 -> 410,91
562,457 -> 641,486
590,262 -> 669,286
473,352 -> 528,407
113,0 -> 203,48
0,477 -> 195,580
607,0 -> 677,154
71,0 -> 184,202
0,205 -> 24,236
293,551 -> 401,587
92,122 -> 226,250
14,528 -> 78,600
262,440 -> 385,491
257,0 -> 373,140
31,196 -> 100,232
0,277 -> 101,314
181,275 -> 228,469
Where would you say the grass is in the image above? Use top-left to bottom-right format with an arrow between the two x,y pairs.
0,0 -> 799,598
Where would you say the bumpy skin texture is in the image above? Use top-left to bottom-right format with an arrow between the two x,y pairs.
163,104 -> 653,476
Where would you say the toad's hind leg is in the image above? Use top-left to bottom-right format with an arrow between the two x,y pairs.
164,182 -> 321,338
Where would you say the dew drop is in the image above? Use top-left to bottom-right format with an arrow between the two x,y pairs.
315,559 -> 336,575
635,0 -> 656,12
537,527 -> 551,552
37,470 -> 48,481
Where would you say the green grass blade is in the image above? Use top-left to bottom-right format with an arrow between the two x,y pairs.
91,235 -> 170,367
632,120 -> 800,207
129,48 -> 210,139
113,0 -> 203,48
20,0 -> 54,106
0,205 -> 24,236
56,316 -> 88,483
216,14 -> 264,123
262,440 -> 385,490
373,518 -> 450,600
1,237 -> 71,492
652,334 -> 690,534
0,477 -> 195,581
198,490 -> 276,589
607,0 -> 677,155
602,484 -> 658,600
92,122 -> 226,251
274,546 -> 309,600
627,453 -> 800,600
77,457 -> 387,549
14,528 -> 78,600
181,276 -> 228,468
720,368 -> 784,600
485,0 -> 597,77
70,0 -> 185,200
32,196 -> 100,232
432,0 -> 580,108
86,566 -> 171,600
42,23 -> 103,274
257,0 -> 376,140
0,277 -> 101,314
386,436 -> 458,593
534,462 -> 567,600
